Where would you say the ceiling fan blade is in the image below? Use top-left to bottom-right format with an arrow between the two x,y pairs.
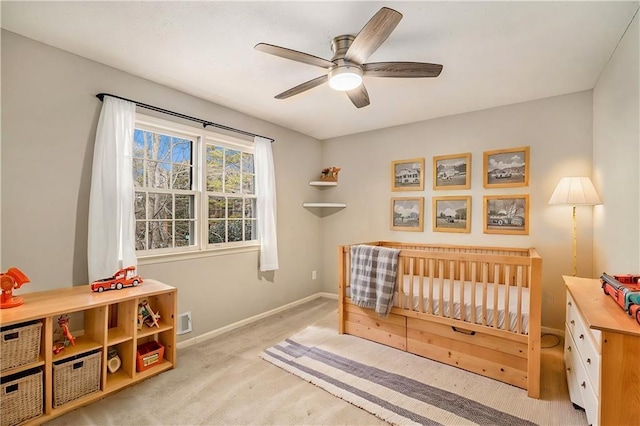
346,84 -> 370,108
255,43 -> 335,69
363,62 -> 443,78
344,7 -> 403,65
274,75 -> 328,99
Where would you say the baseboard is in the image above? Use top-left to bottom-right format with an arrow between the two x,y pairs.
177,292 -> 337,349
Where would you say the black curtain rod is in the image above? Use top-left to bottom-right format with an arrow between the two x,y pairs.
96,93 -> 275,143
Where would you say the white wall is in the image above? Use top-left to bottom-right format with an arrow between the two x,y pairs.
593,11 -> 640,273
320,91 -> 594,330
1,30 -> 325,340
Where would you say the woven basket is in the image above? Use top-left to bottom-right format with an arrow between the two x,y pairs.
0,321 -> 42,372
53,351 -> 101,408
0,368 -> 43,426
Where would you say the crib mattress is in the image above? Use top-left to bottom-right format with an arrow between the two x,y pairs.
395,277 -> 530,334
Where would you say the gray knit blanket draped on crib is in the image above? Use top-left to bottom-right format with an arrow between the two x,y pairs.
349,245 -> 400,318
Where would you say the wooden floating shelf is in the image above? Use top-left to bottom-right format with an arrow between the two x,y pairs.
309,181 -> 338,187
302,202 -> 346,208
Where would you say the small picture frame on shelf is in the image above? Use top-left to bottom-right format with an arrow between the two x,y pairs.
432,196 -> 471,233
483,146 -> 529,188
483,194 -> 529,235
433,153 -> 471,190
391,197 -> 424,232
391,158 -> 425,191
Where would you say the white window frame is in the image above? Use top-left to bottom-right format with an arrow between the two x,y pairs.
134,114 -> 259,264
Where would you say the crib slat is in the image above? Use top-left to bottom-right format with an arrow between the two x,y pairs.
459,261 -> 466,323
517,266 -> 524,334
438,260 -> 445,317
493,264 -> 500,328
418,258 -> 425,313
397,256 -> 405,311
504,265 -> 511,332
482,263 -> 488,326
471,262 -> 477,325
449,261 -> 455,319
428,259 -> 435,315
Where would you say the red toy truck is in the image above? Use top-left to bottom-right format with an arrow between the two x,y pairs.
601,273 -> 640,325
91,267 -> 142,293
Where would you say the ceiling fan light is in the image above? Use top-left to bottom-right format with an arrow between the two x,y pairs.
328,65 -> 363,91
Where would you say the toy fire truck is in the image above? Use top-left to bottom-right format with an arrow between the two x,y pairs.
601,273 -> 640,325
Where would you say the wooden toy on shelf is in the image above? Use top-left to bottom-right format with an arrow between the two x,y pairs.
90,266 -> 143,293
1,267 -> 30,308
138,299 -> 160,329
55,315 -> 76,352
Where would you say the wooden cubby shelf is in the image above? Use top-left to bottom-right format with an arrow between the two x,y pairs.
0,279 -> 176,425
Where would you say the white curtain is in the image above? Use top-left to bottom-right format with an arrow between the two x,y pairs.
254,136 -> 279,271
87,96 -> 137,282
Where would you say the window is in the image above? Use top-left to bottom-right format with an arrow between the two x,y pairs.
133,115 -> 257,257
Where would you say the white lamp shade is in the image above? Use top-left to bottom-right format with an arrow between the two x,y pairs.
549,177 -> 601,205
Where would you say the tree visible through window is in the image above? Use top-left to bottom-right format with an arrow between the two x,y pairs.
133,116 -> 257,255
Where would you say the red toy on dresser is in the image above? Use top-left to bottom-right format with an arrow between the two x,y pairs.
601,273 -> 640,325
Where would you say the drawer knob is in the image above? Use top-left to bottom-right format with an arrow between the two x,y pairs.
579,334 -> 584,340
566,367 -> 571,372
581,381 -> 586,388
587,358 -> 591,364
567,346 -> 572,352
570,320 -> 575,325
568,301 -> 572,306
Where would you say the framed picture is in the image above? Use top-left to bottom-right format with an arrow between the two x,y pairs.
432,196 -> 471,233
391,197 -> 424,232
483,194 -> 529,235
433,153 -> 471,190
391,158 -> 425,191
483,146 -> 530,188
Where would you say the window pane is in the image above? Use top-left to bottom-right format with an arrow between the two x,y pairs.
242,152 -> 254,174
207,172 -> 223,192
149,221 -> 173,249
172,140 -> 191,163
133,159 -> 144,187
225,149 -> 241,193
228,220 -> 243,242
148,193 -> 173,220
133,130 -> 145,159
147,134 -> 171,162
208,196 -> 225,219
175,195 -> 194,219
242,174 -> 255,194
135,221 -> 147,250
245,219 -> 257,241
206,145 -> 223,170
147,161 -> 171,189
228,198 -> 243,219
135,192 -> 146,220
244,198 -> 256,219
175,220 -> 193,247
208,220 -> 225,244
173,164 -> 192,190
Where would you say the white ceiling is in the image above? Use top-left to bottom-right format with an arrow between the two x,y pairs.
2,1 -> 638,140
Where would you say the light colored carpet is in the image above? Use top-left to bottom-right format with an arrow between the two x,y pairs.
46,297 -> 586,425
261,318 -> 586,426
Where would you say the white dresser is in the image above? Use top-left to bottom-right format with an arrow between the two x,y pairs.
563,276 -> 640,426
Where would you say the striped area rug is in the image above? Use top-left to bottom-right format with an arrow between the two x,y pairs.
260,318 -> 587,426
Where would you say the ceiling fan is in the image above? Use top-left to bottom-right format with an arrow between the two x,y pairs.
255,7 -> 443,108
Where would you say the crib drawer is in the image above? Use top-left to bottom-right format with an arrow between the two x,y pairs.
406,317 -> 528,390
344,303 -> 406,351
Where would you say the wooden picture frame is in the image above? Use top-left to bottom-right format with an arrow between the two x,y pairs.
391,158 -> 425,191
391,197 -> 424,232
433,153 -> 471,190
483,146 -> 529,188
483,194 -> 529,235
432,196 -> 471,233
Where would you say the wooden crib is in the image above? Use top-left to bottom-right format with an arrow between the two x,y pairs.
338,241 -> 542,398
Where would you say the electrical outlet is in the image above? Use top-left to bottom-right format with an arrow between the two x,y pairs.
177,311 -> 192,335
312,271 -> 317,280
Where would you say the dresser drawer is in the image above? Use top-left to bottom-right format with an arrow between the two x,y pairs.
565,328 -> 599,425
565,293 -> 601,395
